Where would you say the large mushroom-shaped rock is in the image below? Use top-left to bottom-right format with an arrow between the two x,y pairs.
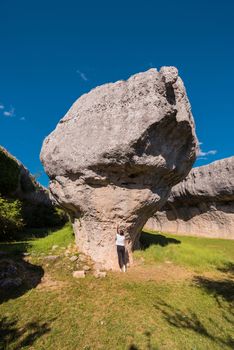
146,156 -> 234,239
40,67 -> 198,269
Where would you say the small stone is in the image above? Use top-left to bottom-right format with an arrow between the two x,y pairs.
83,265 -> 91,271
94,270 -> 106,278
78,255 -> 87,263
70,255 -> 78,262
44,255 -> 59,261
52,245 -> 59,251
73,270 -> 85,279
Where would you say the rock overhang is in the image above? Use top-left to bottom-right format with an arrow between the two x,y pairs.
40,66 -> 198,269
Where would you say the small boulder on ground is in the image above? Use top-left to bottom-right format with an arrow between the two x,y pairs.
94,271 -> 107,278
82,265 -> 91,272
69,255 -> 78,262
44,255 -> 59,261
78,254 -> 87,263
73,270 -> 85,279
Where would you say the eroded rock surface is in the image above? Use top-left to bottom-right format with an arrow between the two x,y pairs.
40,67 -> 198,269
146,157 -> 234,239
0,146 -> 51,205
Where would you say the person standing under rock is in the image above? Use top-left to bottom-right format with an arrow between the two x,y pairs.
116,224 -> 127,272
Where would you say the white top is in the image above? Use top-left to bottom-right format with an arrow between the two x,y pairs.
116,233 -> 125,246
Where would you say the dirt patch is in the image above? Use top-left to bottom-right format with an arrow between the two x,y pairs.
36,273 -> 67,291
112,261 -> 232,284
113,262 -> 193,282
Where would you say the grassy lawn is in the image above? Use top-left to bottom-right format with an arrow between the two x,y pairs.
0,225 -> 233,350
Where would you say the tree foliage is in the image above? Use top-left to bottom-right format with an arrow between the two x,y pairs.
0,196 -> 24,239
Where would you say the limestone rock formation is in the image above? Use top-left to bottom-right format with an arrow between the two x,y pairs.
0,146 -> 67,229
0,146 -> 51,205
146,157 -> 234,239
40,67 -> 198,269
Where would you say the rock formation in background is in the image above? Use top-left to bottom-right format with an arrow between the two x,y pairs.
146,157 -> 234,239
0,146 -> 50,205
0,146 -> 67,230
41,67 -> 198,269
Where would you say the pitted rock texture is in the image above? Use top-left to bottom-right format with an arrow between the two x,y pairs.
40,67 -> 198,269
146,157 -> 234,239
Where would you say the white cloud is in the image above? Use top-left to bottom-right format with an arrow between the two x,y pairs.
0,104 -> 4,109
76,69 -> 88,81
3,106 -> 15,117
196,141 -> 217,158
197,149 -> 217,157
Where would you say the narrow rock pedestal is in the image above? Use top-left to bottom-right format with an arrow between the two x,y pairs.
41,67 -> 198,270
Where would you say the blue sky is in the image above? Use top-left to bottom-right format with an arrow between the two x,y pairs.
0,0 -> 233,186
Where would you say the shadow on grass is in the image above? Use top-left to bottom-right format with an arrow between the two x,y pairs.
0,316 -> 53,350
0,225 -> 66,243
14,226 -> 62,241
218,262 -> 234,276
128,331 -> 159,350
139,230 -> 181,250
193,276 -> 234,303
0,249 -> 44,304
153,299 -> 234,349
0,241 -> 31,255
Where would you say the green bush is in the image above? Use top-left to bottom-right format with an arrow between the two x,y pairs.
0,196 -> 24,239
0,148 -> 20,195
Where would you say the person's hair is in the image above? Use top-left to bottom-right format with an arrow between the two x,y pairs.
119,229 -> 124,236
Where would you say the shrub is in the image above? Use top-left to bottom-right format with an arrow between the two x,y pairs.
0,196 -> 24,240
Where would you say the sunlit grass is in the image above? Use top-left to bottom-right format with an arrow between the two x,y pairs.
134,229 -> 234,272
28,223 -> 74,255
0,226 -> 233,349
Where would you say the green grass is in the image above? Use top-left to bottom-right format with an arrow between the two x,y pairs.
135,229 -> 234,272
0,223 -> 74,256
0,226 -> 233,350
28,223 -> 74,255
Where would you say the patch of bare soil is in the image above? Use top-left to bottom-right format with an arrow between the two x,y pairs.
115,262 -> 193,282
114,262 -> 230,283
36,273 -> 67,291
